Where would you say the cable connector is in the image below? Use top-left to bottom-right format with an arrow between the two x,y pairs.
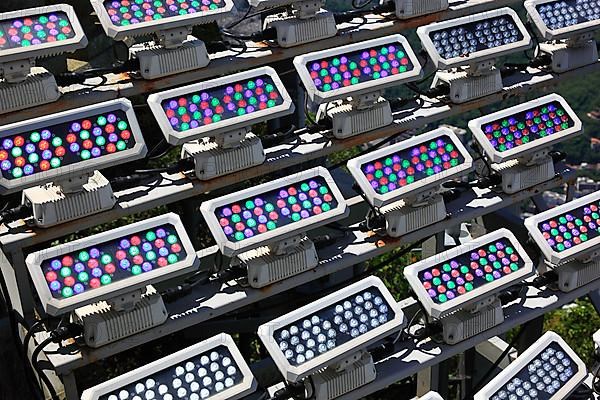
549,150 -> 567,163
531,270 -> 558,289
262,125 -> 297,148
0,203 -> 33,225
161,283 -> 195,303
55,59 -> 140,86
270,382 -> 305,400
334,2 -> 395,24
49,323 -> 83,343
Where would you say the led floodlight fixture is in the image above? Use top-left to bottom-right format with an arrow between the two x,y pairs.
258,276 -> 405,400
525,0 -> 600,72
469,93 -> 582,194
475,331 -> 587,400
0,98 -> 146,227
347,127 -> 473,237
0,5 -> 87,113
417,8 -> 532,103
148,66 -> 294,180
26,213 -> 198,347
393,0 -> 449,19
404,229 -> 534,344
525,189 -> 600,292
200,167 -> 348,288
90,0 -> 234,79
294,35 -> 423,139
81,333 -> 256,400
248,0 -> 337,48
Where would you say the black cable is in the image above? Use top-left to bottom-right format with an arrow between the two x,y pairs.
55,59 -> 140,86
355,238 -> 427,281
0,203 -> 33,225
31,337 -> 60,400
352,0 -> 374,9
225,5 -> 253,30
262,125 -> 298,147
328,129 -> 409,171
568,383 -> 594,399
466,324 -> 528,398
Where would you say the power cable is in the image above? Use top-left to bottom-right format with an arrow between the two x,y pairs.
465,324 -> 528,399
31,337 -> 60,400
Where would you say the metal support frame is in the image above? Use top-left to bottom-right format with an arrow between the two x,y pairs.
0,0 -> 520,126
30,167 -> 573,399
333,276 -> 600,400
0,1 -> 597,397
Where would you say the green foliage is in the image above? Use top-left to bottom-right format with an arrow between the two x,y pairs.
366,249 -> 420,300
543,299 -> 600,364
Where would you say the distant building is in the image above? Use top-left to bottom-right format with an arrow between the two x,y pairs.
591,137 -> 600,151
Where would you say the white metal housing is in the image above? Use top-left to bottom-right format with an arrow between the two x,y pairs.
404,229 -> 534,319
200,166 -> 348,257
81,333 -> 257,400
347,127 -> 473,208
468,93 -> 582,164
257,276 -> 405,383
524,190 -> 600,265
25,213 -> 199,316
394,0 -> 448,19
475,331 -> 587,400
293,35 -> 423,104
0,98 -> 146,194
147,66 -> 295,145
417,7 -> 532,70
90,0 -> 234,41
0,4 -> 87,64
525,0 -> 600,41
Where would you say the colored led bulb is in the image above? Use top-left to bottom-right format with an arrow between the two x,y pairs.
215,176 -> 338,242
41,225 -> 186,300
417,238 -> 525,304
161,75 -> 283,132
102,0 -> 226,27
0,110 -> 136,181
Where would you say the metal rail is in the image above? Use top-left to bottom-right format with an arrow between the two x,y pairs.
0,0 -> 519,125
45,165 -> 574,377
338,280 -> 600,399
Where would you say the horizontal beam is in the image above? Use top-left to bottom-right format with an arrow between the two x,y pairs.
0,0 -> 518,125
46,166 -> 574,375
2,58 -> 595,253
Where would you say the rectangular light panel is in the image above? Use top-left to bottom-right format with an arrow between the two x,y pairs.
81,333 -> 256,400
294,34 -> 423,104
347,127 -> 473,208
417,7 -> 532,69
404,229 -> 534,319
91,0 -> 234,40
0,5 -> 87,63
148,66 -> 294,145
525,0 -> 600,40
26,213 -> 199,316
525,189 -> 600,265
468,94 -> 582,164
200,167 -> 348,257
0,98 -> 146,194
475,331 -> 587,400
258,276 -> 405,382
